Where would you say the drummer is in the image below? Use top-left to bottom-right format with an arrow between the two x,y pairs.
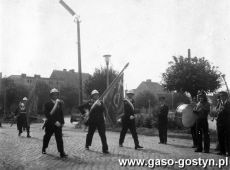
193,91 -> 210,153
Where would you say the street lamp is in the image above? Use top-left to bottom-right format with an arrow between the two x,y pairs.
103,55 -> 111,89
59,0 -> 83,105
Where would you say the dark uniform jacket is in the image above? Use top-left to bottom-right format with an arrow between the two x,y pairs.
217,100 -> 230,127
121,98 -> 135,123
15,103 -> 28,127
44,100 -> 64,126
158,104 -> 169,125
78,100 -> 105,125
15,102 -> 27,116
193,101 -> 210,119
78,100 -> 94,115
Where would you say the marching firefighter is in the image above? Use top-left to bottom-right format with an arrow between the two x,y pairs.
193,91 -> 210,153
118,90 -> 143,150
78,90 -> 109,154
15,97 -> 31,138
216,91 -> 230,156
213,95 -> 221,151
42,88 -> 67,158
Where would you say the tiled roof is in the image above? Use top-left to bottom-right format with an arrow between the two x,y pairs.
136,80 -> 167,94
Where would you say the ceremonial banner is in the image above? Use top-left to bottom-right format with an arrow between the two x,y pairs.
103,74 -> 124,125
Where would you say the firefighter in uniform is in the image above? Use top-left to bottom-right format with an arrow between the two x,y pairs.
42,88 -> 67,158
15,97 -> 31,137
118,90 -> 143,150
78,90 -> 109,154
213,95 -> 221,151
190,97 -> 198,148
157,96 -> 169,144
216,91 -> 230,156
193,91 -> 210,153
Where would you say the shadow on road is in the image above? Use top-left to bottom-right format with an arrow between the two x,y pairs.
138,148 -> 169,155
121,146 -> 169,155
44,153 -> 87,164
166,143 -> 190,149
86,149 -> 131,158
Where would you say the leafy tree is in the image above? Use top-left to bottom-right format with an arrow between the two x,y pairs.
1,78 -> 29,112
60,86 -> 79,114
164,92 -> 190,110
135,90 -> 158,110
162,55 -> 222,98
32,81 -> 50,115
84,67 -> 119,96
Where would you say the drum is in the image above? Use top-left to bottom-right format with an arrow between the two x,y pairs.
176,104 -> 197,128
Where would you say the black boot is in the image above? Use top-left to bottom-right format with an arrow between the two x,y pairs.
195,148 -> 202,152
135,145 -> 144,150
42,148 -> 46,154
60,152 -> 68,158
103,150 -> 109,154
27,133 -> 31,138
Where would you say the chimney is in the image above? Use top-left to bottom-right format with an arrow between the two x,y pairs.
34,74 -> 41,78
63,69 -> 67,72
188,49 -> 191,58
69,69 -> 75,73
21,74 -> 26,78
146,79 -> 151,83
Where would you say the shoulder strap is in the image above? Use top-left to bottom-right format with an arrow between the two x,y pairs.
124,98 -> 134,111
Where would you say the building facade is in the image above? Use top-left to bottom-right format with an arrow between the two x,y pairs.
135,79 -> 169,99
8,74 -> 64,90
7,69 -> 91,98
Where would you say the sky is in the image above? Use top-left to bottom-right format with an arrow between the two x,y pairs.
1,0 -> 230,90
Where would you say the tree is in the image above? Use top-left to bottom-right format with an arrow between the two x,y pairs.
1,78 -> 29,112
135,91 -> 158,110
164,92 -> 190,110
162,55 -> 222,98
84,67 -> 119,96
32,81 -> 50,115
60,86 -> 79,114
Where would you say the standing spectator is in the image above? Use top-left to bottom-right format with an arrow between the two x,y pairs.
157,96 -> 169,144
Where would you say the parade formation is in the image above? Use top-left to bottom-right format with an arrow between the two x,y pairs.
1,0 -> 230,169
8,85 -> 230,159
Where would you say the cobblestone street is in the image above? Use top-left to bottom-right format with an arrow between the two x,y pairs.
0,123 -> 229,170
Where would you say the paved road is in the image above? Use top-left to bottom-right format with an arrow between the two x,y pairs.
0,123 -> 229,170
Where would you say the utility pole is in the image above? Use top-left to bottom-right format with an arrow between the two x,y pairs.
76,18 -> 83,104
59,0 -> 83,105
103,55 -> 111,89
3,76 -> 7,118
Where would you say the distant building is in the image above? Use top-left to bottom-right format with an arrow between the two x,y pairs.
50,69 -> 90,89
8,74 -> 63,89
7,69 -> 91,99
135,79 -> 168,99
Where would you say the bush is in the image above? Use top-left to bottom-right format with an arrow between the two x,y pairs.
135,113 -> 154,128
143,116 -> 153,128
167,117 -> 184,130
135,114 -> 144,127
